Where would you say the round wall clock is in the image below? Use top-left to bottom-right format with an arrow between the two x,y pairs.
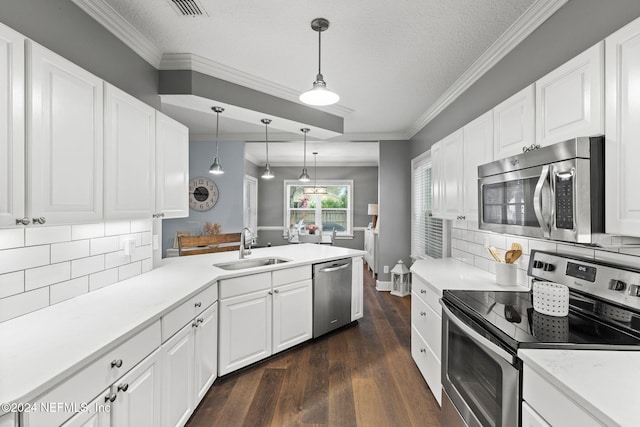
189,177 -> 219,211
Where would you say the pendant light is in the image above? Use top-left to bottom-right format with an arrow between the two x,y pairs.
209,106 -> 224,175
304,152 -> 327,194
298,128 -> 311,182
261,118 -> 274,180
299,18 -> 340,106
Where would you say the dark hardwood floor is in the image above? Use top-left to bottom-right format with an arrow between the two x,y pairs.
187,263 -> 441,427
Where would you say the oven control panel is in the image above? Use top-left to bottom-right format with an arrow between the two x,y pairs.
528,250 -> 640,311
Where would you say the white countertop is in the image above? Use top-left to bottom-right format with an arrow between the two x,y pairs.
410,257 -> 529,294
0,244 -> 364,407
519,349 -> 640,427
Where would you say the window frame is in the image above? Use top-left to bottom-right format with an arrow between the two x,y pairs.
283,179 -> 354,236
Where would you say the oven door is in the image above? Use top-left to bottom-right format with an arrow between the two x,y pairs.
441,302 -> 520,427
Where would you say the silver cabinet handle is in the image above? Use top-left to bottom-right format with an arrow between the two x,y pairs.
194,302 -> 202,308
420,311 -> 426,317
32,217 -> 46,225
15,218 -> 30,225
110,359 -> 123,368
192,321 -> 198,328
152,213 -> 166,218
268,291 -> 274,295
117,383 -> 129,392
420,289 -> 426,294
105,392 -> 117,403
273,289 -> 280,294
420,348 -> 426,353
197,317 -> 204,324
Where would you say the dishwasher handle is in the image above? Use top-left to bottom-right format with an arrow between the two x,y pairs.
318,263 -> 351,273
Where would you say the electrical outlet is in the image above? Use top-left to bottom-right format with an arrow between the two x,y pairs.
383,265 -> 389,274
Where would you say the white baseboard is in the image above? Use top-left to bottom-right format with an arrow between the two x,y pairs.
376,280 -> 392,292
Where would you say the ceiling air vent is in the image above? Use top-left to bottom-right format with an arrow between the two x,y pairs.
168,0 -> 209,17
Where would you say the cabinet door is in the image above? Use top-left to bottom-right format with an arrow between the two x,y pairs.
0,23 -> 25,227
521,401 -> 551,427
493,84 -> 535,159
272,280 -> 312,353
536,42 -> 604,146
440,129 -> 464,220
27,41 -> 104,224
194,302 -> 217,405
351,257 -> 364,321
462,111 -> 493,222
605,18 -> 640,237
431,141 -> 443,218
0,413 -> 18,427
219,290 -> 272,376
161,323 -> 194,427
61,389 -> 112,427
112,349 -> 161,427
155,111 -> 188,219
104,83 -> 155,220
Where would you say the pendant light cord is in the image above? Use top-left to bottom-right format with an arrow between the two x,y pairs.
265,122 -> 269,162
215,110 -> 220,157
303,132 -> 307,168
317,28 -> 322,78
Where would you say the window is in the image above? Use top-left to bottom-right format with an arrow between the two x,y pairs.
284,180 -> 353,235
412,151 -> 448,259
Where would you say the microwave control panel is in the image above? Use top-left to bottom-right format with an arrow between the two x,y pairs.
555,174 -> 574,229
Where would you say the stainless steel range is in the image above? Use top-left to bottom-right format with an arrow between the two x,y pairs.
440,250 -> 640,427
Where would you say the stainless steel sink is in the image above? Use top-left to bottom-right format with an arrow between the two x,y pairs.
213,257 -> 291,270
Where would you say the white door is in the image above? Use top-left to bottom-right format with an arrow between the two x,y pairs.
112,349 -> 161,427
440,129 -> 464,220
243,175 -> 258,232
536,42 -> 604,146
193,302 -> 217,405
27,41 -> 104,224
104,83 -> 155,220
272,280 -> 312,353
61,389 -> 112,427
0,23 -> 25,227
351,257 -> 364,321
219,290 -> 272,376
155,111 -> 188,219
605,17 -> 640,237
161,323 -> 194,427
463,111 -> 493,222
493,84 -> 535,160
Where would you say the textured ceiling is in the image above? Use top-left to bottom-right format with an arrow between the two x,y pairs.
84,0 -> 541,162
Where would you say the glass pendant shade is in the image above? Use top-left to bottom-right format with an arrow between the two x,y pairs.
209,106 -> 224,175
300,18 -> 339,107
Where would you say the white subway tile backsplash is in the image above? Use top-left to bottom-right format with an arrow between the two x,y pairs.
89,268 -> 119,291
141,231 -> 152,246
105,221 -> 131,236
119,233 -> 142,248
51,240 -> 90,263
473,256 -> 490,272
71,255 -> 105,278
25,226 -> 71,246
0,228 -> 24,250
119,262 -> 141,281
141,258 -> 153,273
488,234 -> 507,250
90,236 -> 120,255
0,271 -> 24,298
25,262 -> 71,291
505,236 -> 529,254
105,251 -> 131,269
72,223 -> 105,240
131,245 -> 152,262
528,239 -> 557,254
50,277 -> 89,304
0,288 -> 49,322
131,219 -> 152,233
0,245 -> 49,275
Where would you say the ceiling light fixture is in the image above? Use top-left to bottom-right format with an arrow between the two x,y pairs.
261,118 -> 274,180
298,128 -> 311,182
299,18 -> 340,106
304,152 -> 327,195
209,106 -> 224,175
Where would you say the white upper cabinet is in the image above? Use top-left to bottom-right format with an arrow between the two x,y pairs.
493,84 -> 535,160
430,141 -> 443,218
27,41 -> 104,225
0,23 -> 25,227
432,129 -> 464,220
462,111 -> 493,221
605,17 -> 640,237
536,42 -> 604,146
155,111 -> 188,219
104,83 -> 155,220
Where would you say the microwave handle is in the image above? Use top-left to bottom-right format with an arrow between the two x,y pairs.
533,165 -> 551,238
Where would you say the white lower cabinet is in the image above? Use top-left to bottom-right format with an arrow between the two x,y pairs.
62,390 -> 112,427
521,401 -> 551,427
272,280 -> 313,353
0,413 -> 18,427
161,302 -> 217,427
351,256 -> 364,321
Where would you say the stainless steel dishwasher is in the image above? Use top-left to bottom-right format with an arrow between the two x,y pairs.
312,258 -> 352,337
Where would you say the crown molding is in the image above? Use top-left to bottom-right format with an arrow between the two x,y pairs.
71,0 -> 163,67
407,0 -> 569,139
160,53 -> 354,117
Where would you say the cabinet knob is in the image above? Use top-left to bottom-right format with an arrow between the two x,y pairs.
420,311 -> 426,317
273,289 -> 280,294
110,359 -> 123,368
197,317 -> 204,324
152,213 -> 166,218
15,217 -> 30,225
104,392 -> 117,403
194,301 -> 202,308
420,289 -> 426,294
32,217 -> 46,225
420,348 -> 427,354
192,321 -> 199,328
268,291 -> 274,295
117,383 -> 129,392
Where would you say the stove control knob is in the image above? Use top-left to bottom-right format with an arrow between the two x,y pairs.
609,279 -> 627,291
628,285 -> 640,297
533,260 -> 544,269
543,263 -> 555,272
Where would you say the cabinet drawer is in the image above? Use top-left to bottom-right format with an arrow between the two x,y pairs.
26,320 -> 160,427
411,292 -> 442,361
523,365 -> 603,427
219,272 -> 271,299
412,274 -> 441,316
521,401 -> 551,427
272,265 -> 311,287
411,325 -> 441,406
162,284 -> 217,342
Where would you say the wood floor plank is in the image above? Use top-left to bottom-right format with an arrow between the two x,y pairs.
300,338 -> 329,424
328,331 -> 357,427
270,344 -> 312,426
242,368 -> 286,427
352,377 -> 392,427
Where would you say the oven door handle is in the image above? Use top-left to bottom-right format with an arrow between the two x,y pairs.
441,303 -> 515,364
533,164 -> 551,239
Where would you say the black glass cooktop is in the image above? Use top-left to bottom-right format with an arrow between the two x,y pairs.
442,289 -> 640,351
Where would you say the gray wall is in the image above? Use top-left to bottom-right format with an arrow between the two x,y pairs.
162,140 -> 245,256
378,141 -> 412,282
0,0 -> 160,108
250,163 -> 378,250
410,0 -> 640,158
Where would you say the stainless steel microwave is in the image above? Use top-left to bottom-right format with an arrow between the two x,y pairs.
478,136 -> 604,244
